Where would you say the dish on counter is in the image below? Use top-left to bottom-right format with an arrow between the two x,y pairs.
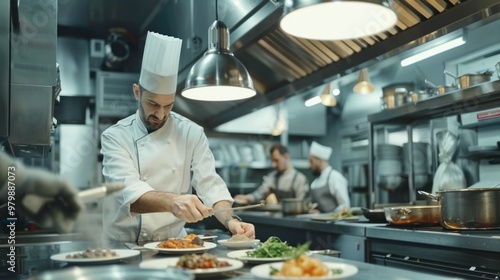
50,249 -> 140,264
199,235 -> 218,241
139,256 -> 244,277
227,249 -> 294,263
218,239 -> 260,249
250,261 -> 358,279
143,241 -> 216,254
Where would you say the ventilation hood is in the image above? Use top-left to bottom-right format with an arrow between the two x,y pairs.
58,0 -> 500,130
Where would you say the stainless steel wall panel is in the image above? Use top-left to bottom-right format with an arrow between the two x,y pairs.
0,0 -> 10,143
9,84 -> 53,157
10,0 -> 57,86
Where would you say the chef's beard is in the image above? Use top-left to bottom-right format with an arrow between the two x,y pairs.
312,170 -> 321,177
139,103 -> 167,132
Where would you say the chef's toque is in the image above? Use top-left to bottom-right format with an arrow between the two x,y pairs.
139,32 -> 182,95
309,141 -> 332,161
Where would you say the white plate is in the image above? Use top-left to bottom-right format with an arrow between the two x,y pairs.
143,241 -> 217,254
139,257 -> 244,277
251,261 -> 358,279
227,249 -> 292,263
218,239 -> 260,249
50,249 -> 140,264
199,235 -> 218,241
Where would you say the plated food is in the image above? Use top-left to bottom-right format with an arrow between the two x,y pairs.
246,236 -> 309,259
218,233 -> 260,249
176,253 -> 231,269
157,234 -> 204,249
250,259 -> 359,280
143,241 -> 216,254
139,254 -> 244,277
51,249 -> 140,264
227,249 -> 293,263
65,248 -> 118,259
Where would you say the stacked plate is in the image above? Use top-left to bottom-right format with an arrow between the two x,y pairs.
403,142 -> 430,190
376,144 -> 404,191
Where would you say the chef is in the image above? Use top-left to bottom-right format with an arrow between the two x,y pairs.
308,141 -> 350,213
100,31 -> 255,242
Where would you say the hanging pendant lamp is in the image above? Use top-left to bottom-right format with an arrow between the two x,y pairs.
182,1 -> 256,101
353,68 -> 375,94
320,83 -> 337,107
280,0 -> 398,41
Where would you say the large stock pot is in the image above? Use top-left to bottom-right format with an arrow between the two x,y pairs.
419,189 -> 500,230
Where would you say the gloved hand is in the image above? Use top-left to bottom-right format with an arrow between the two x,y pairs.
1,153 -> 82,233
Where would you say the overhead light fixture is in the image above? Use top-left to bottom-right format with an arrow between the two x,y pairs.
305,96 -> 321,107
280,0 -> 397,40
353,68 -> 375,94
320,83 -> 337,107
181,0 -> 256,101
272,103 -> 288,136
400,36 -> 465,67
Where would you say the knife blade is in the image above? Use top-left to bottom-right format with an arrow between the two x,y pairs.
209,202 -> 265,216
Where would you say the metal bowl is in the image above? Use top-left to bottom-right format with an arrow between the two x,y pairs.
29,265 -> 194,280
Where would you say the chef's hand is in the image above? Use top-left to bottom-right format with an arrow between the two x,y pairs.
233,194 -> 253,205
228,220 -> 255,239
169,194 -> 212,223
12,167 -> 82,233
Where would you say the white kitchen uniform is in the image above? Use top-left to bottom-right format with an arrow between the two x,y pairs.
100,110 -> 233,242
309,166 -> 350,213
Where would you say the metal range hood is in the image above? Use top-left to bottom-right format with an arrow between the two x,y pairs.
167,0 -> 500,129
56,0 -> 500,131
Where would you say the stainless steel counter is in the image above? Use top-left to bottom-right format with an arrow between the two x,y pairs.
1,231 -> 455,280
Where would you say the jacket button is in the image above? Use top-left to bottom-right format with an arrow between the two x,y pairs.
142,177 -> 148,181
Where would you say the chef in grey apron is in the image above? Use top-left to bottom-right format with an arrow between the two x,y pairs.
234,144 -> 309,204
308,141 -> 350,213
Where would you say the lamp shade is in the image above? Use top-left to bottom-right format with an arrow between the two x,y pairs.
353,68 -> 375,94
320,83 -> 337,106
182,20 -> 256,101
280,0 -> 397,40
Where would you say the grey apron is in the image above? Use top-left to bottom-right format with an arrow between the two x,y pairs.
271,171 -> 298,201
310,170 -> 339,212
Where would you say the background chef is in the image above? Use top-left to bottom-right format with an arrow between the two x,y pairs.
100,31 -> 255,242
308,141 -> 351,213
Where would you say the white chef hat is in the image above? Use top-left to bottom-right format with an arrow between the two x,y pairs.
309,141 -> 332,161
139,31 -> 183,95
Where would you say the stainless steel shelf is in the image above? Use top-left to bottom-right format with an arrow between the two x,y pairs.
368,80 -> 500,125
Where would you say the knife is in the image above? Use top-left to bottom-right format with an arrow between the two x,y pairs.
209,202 -> 265,216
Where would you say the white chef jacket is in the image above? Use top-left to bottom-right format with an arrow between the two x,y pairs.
310,166 -> 350,213
100,110 -> 233,242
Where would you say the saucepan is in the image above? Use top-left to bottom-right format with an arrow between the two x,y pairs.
281,198 -> 317,215
384,205 -> 441,226
361,208 -> 387,223
444,70 -> 492,89
419,189 -> 500,230
424,79 -> 457,95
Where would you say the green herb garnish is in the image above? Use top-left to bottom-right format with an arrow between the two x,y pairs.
246,236 -> 310,259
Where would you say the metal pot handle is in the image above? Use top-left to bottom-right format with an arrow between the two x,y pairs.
417,190 -> 439,201
444,70 -> 457,79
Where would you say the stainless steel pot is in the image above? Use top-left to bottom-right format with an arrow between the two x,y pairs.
424,79 -> 457,95
281,198 -> 316,215
444,70 -> 492,89
419,189 -> 500,230
381,82 -> 414,109
384,205 -> 441,226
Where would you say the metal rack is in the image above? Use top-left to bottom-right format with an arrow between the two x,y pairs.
367,80 -> 500,207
